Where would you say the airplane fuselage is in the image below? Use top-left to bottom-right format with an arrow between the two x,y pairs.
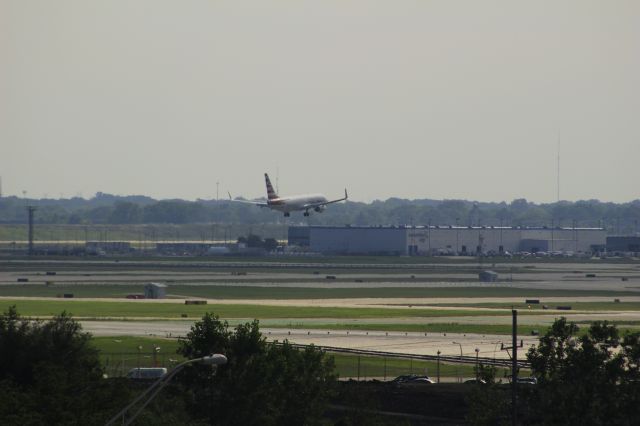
268,194 -> 328,213
229,173 -> 346,216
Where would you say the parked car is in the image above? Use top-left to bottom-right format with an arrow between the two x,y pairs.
464,378 -> 487,385
391,374 -> 435,385
516,377 -> 537,385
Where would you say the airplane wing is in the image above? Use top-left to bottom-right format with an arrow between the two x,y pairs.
302,189 -> 348,210
227,192 -> 269,207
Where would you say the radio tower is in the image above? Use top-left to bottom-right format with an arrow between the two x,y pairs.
556,134 -> 561,203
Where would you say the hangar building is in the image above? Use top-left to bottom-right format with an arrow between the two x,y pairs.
288,225 -> 606,255
606,236 -> 640,253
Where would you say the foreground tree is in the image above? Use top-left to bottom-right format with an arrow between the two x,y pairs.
177,313 -> 337,426
524,318 -> 640,425
467,318 -> 640,426
0,306 -> 132,425
466,365 -> 510,426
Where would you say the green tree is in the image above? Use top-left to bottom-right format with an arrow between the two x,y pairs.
467,318 -> 640,426
109,201 -> 142,224
176,313 -> 337,426
0,306 -> 132,425
466,364 -> 509,426
524,318 -> 640,425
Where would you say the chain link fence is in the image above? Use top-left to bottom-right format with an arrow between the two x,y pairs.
102,350 -> 511,383
102,352 -> 184,378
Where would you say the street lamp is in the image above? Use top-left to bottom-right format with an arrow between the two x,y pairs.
105,354 -> 227,426
475,348 -> 480,380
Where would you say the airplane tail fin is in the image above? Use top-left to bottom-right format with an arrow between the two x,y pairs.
264,173 -> 279,200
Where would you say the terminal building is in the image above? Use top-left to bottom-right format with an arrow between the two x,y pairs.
288,225 -> 606,256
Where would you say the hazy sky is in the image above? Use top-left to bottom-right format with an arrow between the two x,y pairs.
1,1 -> 639,203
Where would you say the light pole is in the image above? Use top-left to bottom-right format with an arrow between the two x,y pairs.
105,354 -> 227,426
436,350 -> 441,383
153,345 -> 160,367
455,218 -> 460,255
452,342 -> 463,359
453,342 -> 463,383
493,341 -> 502,363
428,219 -> 432,256
475,348 -> 480,380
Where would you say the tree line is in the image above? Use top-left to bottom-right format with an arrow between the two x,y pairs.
0,307 -> 337,425
468,318 -> 640,425
3,306 -> 640,424
1,192 -> 640,233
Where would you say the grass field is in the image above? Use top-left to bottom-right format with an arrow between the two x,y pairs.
92,336 -> 481,379
0,284 -> 637,299
426,301 -> 640,311
278,322 -> 550,335
331,353 -> 480,379
0,298 -> 544,319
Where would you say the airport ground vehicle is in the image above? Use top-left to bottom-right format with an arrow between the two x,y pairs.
126,367 -> 167,380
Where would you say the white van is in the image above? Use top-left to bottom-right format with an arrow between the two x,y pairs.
126,367 -> 167,380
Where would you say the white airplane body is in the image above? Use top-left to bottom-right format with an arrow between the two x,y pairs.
230,174 -> 347,217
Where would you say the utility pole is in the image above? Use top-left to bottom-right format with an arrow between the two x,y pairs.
27,206 -> 36,256
499,310 -> 522,425
475,348 -> 480,380
512,309 -> 517,426
499,310 -> 521,425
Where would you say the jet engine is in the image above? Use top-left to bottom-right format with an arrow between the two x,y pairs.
314,205 -> 326,213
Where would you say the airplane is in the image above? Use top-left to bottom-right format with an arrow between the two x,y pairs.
229,173 -> 348,217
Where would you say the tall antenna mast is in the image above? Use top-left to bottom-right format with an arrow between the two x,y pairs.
556,132 -> 561,203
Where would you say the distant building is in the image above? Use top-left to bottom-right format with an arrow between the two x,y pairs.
154,242 -> 262,256
290,226 -> 407,255
479,270 -> 499,282
144,282 -> 167,299
288,225 -> 606,256
85,241 -> 131,254
155,242 -> 212,255
606,236 -> 640,253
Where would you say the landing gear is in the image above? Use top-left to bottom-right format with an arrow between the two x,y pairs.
284,212 -> 290,217
303,211 -> 310,217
